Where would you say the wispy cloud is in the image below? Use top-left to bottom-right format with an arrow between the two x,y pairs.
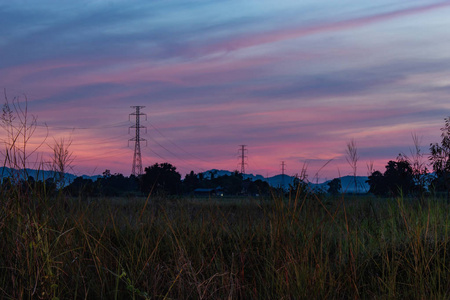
1,1 -> 449,178
202,2 -> 450,55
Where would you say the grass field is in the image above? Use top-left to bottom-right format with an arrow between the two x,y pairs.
1,188 -> 450,299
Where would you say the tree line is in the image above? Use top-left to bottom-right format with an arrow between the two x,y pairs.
60,163 -> 272,198
366,117 -> 450,198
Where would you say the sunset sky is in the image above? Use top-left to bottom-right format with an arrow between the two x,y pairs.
2,1 -> 450,181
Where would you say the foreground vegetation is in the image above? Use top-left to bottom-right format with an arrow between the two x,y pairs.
2,94 -> 450,298
1,188 -> 450,299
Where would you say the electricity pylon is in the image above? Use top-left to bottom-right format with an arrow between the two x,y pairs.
129,106 -> 146,176
238,145 -> 248,174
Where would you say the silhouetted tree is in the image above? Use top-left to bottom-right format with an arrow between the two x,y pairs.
183,170 -> 200,193
97,172 -> 139,196
1,177 -> 12,192
141,163 -> 181,195
102,169 -> 112,178
247,179 -> 271,196
211,172 -> 243,195
367,171 -> 386,196
367,158 -> 415,197
385,158 -> 415,196
429,117 -> 450,199
289,174 -> 311,198
64,177 -> 98,198
43,178 -> 57,196
327,178 -> 342,196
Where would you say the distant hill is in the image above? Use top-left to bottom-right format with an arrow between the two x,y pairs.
0,167 -> 101,184
336,175 -> 370,193
201,169 -> 369,193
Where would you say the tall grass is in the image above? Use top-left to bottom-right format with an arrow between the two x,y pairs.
2,189 -> 450,299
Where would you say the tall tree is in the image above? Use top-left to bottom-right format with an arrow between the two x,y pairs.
384,158 -> 415,196
140,163 -> 181,195
429,117 -> 450,199
367,158 -> 415,197
367,171 -> 386,196
183,170 -> 199,193
327,178 -> 342,196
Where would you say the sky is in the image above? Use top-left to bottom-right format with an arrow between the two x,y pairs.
1,0 -> 450,181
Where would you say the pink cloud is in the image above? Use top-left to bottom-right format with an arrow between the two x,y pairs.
205,2 -> 450,54
2,2 -> 448,180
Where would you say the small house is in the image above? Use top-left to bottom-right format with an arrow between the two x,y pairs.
194,186 -> 224,197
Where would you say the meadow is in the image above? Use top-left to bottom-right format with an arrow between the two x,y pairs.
1,187 -> 450,299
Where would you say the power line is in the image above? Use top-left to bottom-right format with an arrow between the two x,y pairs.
147,136 -> 207,173
74,149 -> 131,162
33,116 -> 208,174
70,133 -> 130,146
148,123 -> 211,163
22,115 -> 221,176
148,136 -> 185,161
148,148 -> 168,161
37,121 -> 130,130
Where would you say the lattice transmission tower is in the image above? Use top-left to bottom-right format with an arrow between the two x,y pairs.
129,106 -> 147,176
238,145 -> 248,174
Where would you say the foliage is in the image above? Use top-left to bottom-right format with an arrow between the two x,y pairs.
140,162 -> 182,195
210,171 -> 244,195
64,172 -> 139,198
246,179 -> 271,196
97,171 -> 139,197
429,117 -> 450,197
182,170 -> 271,196
327,178 -> 341,195
64,176 -> 98,197
367,157 -> 416,197
367,170 -> 384,196
183,170 -> 200,193
3,181 -> 450,299
289,174 -> 310,198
